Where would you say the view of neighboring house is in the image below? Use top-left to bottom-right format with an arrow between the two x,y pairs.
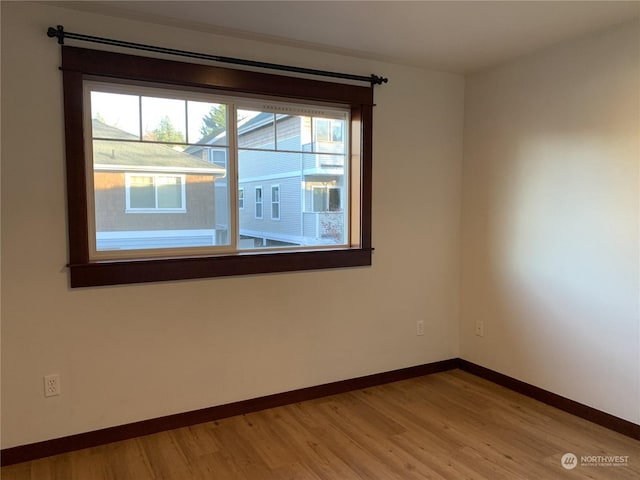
187,111 -> 348,249
91,119 -> 227,251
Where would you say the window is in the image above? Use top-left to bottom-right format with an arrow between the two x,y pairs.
207,148 -> 227,167
238,188 -> 244,210
61,46 -> 373,286
126,174 -> 185,212
315,118 -> 343,143
255,187 -> 263,219
312,186 -> 341,212
329,187 -> 341,211
271,185 -> 280,220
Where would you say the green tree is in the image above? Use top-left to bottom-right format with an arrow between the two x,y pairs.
200,105 -> 227,138
144,116 -> 185,143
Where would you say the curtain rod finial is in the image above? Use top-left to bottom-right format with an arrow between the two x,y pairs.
47,25 -> 65,44
370,74 -> 388,86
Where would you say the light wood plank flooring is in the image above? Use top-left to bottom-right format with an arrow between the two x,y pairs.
2,370 -> 639,479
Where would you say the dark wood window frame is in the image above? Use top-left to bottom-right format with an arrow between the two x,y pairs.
61,46 -> 373,287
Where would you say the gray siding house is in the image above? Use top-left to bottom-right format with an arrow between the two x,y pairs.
189,112 -> 347,249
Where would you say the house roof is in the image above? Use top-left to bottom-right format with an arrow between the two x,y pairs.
238,112 -> 276,134
92,120 -> 226,175
185,112 -> 279,153
185,112 -> 298,156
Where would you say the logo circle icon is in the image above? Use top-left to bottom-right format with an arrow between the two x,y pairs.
561,453 -> 578,470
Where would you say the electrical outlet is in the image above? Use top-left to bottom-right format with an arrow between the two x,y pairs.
44,374 -> 61,397
475,321 -> 484,337
416,320 -> 425,336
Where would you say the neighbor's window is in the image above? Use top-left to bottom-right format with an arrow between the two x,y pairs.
125,174 -> 185,212
271,185 -> 280,220
312,186 -> 341,212
315,118 -> 344,143
61,46 -> 373,286
254,186 -> 263,220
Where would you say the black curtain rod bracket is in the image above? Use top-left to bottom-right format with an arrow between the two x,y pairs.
47,25 -> 388,86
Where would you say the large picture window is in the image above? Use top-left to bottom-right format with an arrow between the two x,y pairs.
61,46 -> 373,286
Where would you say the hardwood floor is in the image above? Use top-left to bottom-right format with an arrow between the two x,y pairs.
2,370 -> 639,479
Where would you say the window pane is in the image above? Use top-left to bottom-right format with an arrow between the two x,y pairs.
315,118 -> 330,142
315,119 -> 345,152
129,176 -> 155,208
91,91 -> 140,138
237,109 -> 348,249
277,114 -> 311,150
331,121 -> 344,142
329,188 -> 341,211
312,187 -> 326,212
255,187 -> 263,219
188,101 -> 227,145
157,176 -> 182,208
271,186 -> 280,219
141,96 -> 186,143
238,110 -> 275,149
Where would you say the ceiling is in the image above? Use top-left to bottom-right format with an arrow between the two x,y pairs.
54,1 -> 640,73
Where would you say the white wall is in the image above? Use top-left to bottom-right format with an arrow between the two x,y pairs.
0,2 -> 463,448
461,20 -> 640,423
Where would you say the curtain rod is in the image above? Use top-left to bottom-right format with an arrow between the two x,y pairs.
47,25 -> 388,86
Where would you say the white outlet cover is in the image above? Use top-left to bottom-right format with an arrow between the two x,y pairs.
44,374 -> 61,397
